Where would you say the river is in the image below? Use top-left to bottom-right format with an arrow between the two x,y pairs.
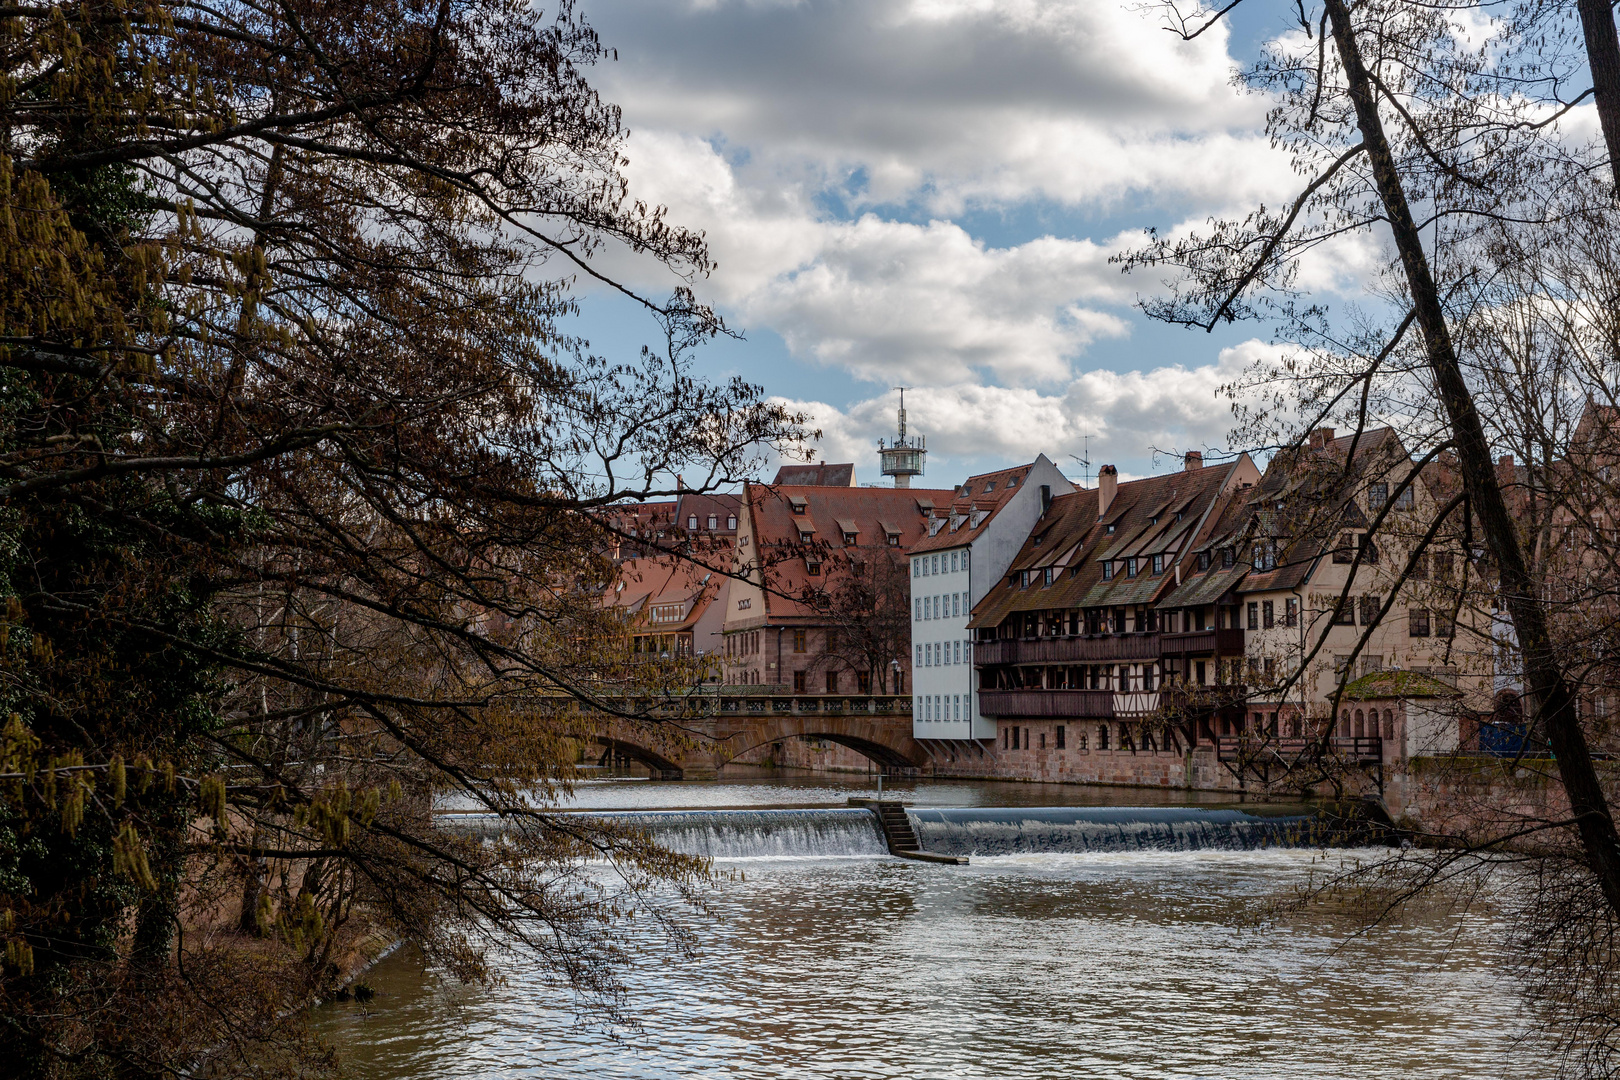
315,774 -> 1534,1079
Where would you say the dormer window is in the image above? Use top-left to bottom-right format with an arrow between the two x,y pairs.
984,481 -> 996,493
1222,548 -> 1235,568
1126,557 -> 1138,577
1043,567 -> 1055,586
1008,475 -> 1018,487
1152,553 -> 1164,574
961,484 -> 973,495
688,515 -> 698,530
708,514 -> 718,530
1198,551 -> 1211,572
727,514 -> 737,529
1101,561 -> 1114,580
799,530 -> 813,543
789,496 -> 808,515
843,532 -> 857,546
1106,524 -> 1116,534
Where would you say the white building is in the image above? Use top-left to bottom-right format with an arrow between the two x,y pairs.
909,455 -> 1075,741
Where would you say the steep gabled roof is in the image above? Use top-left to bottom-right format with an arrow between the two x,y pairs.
910,460 -> 1043,554
771,462 -> 857,486
745,481 -> 955,620
969,460 -> 1247,627
602,556 -> 722,632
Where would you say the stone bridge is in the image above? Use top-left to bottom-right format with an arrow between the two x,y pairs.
586,693 -> 929,780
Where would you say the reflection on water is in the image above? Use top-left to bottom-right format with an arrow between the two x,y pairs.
323,777 -> 1533,1079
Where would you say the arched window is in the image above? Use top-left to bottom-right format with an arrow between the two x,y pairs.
1354,709 -> 1365,737
1340,710 -> 1351,737
1383,709 -> 1395,740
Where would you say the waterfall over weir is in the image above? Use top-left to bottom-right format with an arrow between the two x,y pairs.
909,806 -> 1315,857
587,809 -> 890,859
444,805 -> 1324,859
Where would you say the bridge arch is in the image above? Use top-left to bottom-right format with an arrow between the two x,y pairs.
592,735 -> 686,780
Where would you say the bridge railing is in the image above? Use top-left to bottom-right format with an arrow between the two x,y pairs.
576,691 -> 914,720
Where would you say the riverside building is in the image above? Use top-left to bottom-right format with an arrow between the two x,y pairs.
908,456 -> 1073,746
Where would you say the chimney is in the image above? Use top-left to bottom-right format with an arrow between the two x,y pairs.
1307,427 -> 1336,449
1498,454 -> 1514,469
1183,450 -> 1203,471
1040,484 -> 1052,515
1098,465 -> 1118,517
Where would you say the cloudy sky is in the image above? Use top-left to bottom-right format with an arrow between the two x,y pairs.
568,0 -> 1342,484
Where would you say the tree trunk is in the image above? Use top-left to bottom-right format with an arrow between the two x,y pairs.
1323,0 -> 1620,913
1577,0 -> 1620,192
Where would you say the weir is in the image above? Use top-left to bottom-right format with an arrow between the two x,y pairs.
443,804 -> 1333,859
909,806 -> 1316,856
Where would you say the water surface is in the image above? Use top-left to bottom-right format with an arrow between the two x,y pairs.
325,779 -> 1531,1079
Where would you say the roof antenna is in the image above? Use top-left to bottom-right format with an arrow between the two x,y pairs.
1069,432 -> 1092,489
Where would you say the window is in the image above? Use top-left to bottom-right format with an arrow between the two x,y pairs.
1247,602 -> 1259,630
1127,557 -> 1138,577
915,643 -> 922,666
950,552 -> 959,572
1394,486 -> 1414,511
962,550 -> 971,572
1358,595 -> 1382,626
688,514 -> 698,530
1333,598 -> 1355,625
826,670 -> 839,693
1056,725 -> 1066,749
790,499 -> 806,516
1152,553 -> 1164,575
708,514 -> 718,530
953,593 -> 962,617
793,629 -> 807,652
1222,548 -> 1235,568
843,532 -> 857,546
1198,551 -> 1211,572
1039,731 -> 1046,749
793,671 -> 806,692
1435,610 -> 1455,638
727,514 -> 737,530
1044,567 -> 1055,586
1333,532 -> 1355,564
954,639 -> 962,664
913,560 -> 921,579
984,481 -> 996,493
1263,600 -> 1274,629
932,555 -> 939,574
1097,724 -> 1110,750
1368,482 -> 1389,509
887,533 -> 900,547
1357,533 -> 1380,565
914,598 -> 922,620
806,560 -> 820,576
1409,607 -> 1431,637
1285,598 -> 1298,627
799,531 -> 813,543
858,671 -> 871,693
1196,661 -> 1207,685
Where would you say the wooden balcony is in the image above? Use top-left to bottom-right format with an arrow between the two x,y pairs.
1158,627 -> 1245,656
973,634 -> 1163,666
1214,735 -> 1383,764
977,688 -> 1116,719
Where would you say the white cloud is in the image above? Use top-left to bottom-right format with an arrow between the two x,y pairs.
778,338 -> 1288,479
